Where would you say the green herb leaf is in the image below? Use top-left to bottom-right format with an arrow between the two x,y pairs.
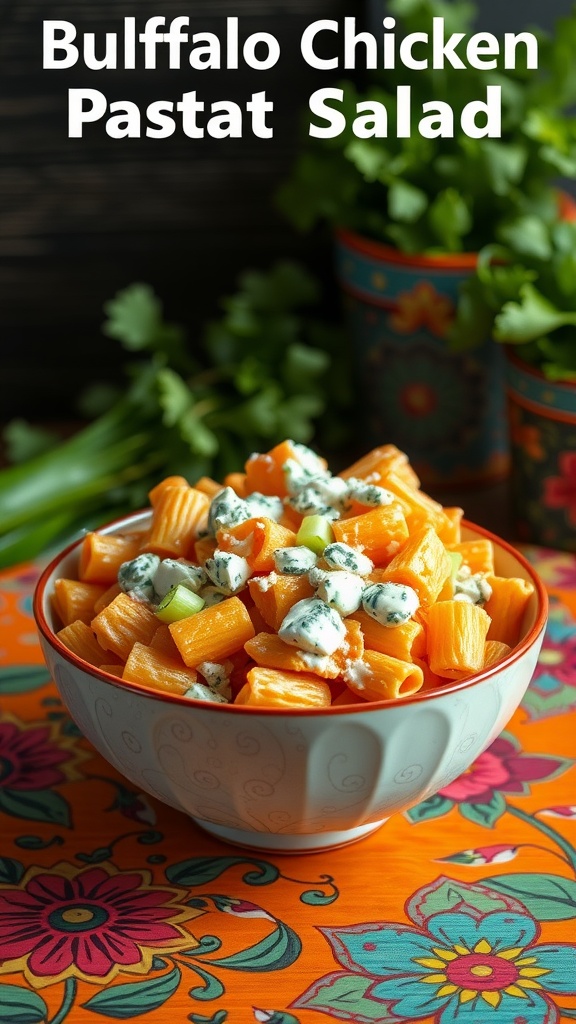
493,283 -> 576,343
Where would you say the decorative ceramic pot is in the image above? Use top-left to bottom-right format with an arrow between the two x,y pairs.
334,227 -> 510,490
506,352 -> 576,552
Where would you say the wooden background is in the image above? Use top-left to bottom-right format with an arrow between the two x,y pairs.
0,0 -> 571,422
0,0 -> 357,420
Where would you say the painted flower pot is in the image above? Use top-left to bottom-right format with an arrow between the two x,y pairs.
334,228 -> 510,490
506,352 -> 576,552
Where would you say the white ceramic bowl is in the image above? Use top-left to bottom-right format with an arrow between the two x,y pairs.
34,512 -> 547,853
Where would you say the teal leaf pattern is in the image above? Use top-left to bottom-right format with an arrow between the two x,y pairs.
0,984 -> 48,1023
291,971 -> 396,1022
458,790 -> 508,828
0,788 -> 71,827
405,793 -> 452,823
0,666 -> 51,695
166,857 -> 279,888
196,921 -> 301,972
482,872 -> 576,920
81,966 -> 181,1018
0,856 -> 24,883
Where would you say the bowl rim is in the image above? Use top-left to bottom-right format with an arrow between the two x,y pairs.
33,510 -> 548,717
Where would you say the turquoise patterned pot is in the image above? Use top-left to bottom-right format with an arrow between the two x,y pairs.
506,352 -> 576,552
334,228 -> 510,490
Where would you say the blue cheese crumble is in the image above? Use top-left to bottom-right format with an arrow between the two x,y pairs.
454,567 -> 492,605
118,553 -> 161,603
205,550 -> 252,595
208,487 -> 252,534
183,681 -> 229,703
278,597 -> 347,656
323,542 -> 374,576
362,582 -> 420,627
344,477 -> 395,507
308,568 -> 365,617
273,546 -> 317,575
197,660 -> 233,700
153,558 -> 207,602
244,492 -> 284,522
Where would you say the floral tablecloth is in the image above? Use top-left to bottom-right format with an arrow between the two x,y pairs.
1,548 -> 576,1024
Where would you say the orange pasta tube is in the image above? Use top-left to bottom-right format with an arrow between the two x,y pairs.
99,664 -> 124,677
56,620 -> 115,668
350,609 -> 426,662
436,507 -> 464,546
169,596 -> 255,667
338,444 -> 420,489
148,475 -> 189,506
91,593 -> 159,662
92,582 -> 122,616
377,471 -> 450,537
122,642 -> 198,695
332,503 -> 409,564
244,619 -> 363,680
192,476 -> 223,499
427,600 -> 491,679
79,532 -> 143,585
218,518 -> 296,573
222,472 -> 248,497
483,639 -> 512,669
383,526 -> 452,606
149,623 -> 182,660
247,573 -> 314,631
344,650 -> 424,702
146,486 -> 210,559
52,579 -> 107,627
244,440 -> 327,497
450,539 -> 495,576
484,576 -> 535,648
235,666 -> 332,708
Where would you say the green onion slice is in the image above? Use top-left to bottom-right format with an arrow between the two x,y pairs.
296,514 -> 335,554
155,584 -> 205,623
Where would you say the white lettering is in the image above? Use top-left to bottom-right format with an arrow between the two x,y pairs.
84,32 -> 117,71
344,17 -> 378,70
68,88 -> 107,136
504,31 -> 539,69
400,32 -> 428,71
107,100 -> 141,138
146,101 -> 176,138
460,85 -> 501,138
243,32 -> 280,71
308,87 -> 346,138
432,17 -> 465,69
466,32 -> 499,69
301,20 -> 339,71
246,91 -> 274,138
43,21 -> 78,69
420,101 -> 454,138
353,100 -> 387,138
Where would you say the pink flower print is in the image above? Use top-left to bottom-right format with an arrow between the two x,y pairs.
0,721 -> 70,791
544,451 -> 576,525
438,735 -> 569,805
0,863 -> 202,987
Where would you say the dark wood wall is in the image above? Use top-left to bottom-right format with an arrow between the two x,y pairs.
0,1 -> 357,420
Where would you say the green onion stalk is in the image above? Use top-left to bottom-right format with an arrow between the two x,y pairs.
0,266 -> 351,569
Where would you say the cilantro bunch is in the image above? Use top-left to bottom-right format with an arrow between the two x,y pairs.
276,0 -> 576,255
0,262 -> 350,569
450,218 -> 576,380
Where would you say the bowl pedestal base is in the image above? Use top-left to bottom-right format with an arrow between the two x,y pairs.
192,818 -> 388,854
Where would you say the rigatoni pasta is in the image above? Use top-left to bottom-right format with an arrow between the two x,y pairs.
51,438 -> 536,708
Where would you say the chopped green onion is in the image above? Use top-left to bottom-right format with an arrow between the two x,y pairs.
447,550 -> 463,586
296,514 -> 335,554
155,584 -> 205,623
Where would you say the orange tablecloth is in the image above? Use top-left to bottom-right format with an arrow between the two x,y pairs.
1,548 -> 576,1024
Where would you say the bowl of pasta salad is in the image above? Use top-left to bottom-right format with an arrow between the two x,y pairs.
34,440 -> 548,853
